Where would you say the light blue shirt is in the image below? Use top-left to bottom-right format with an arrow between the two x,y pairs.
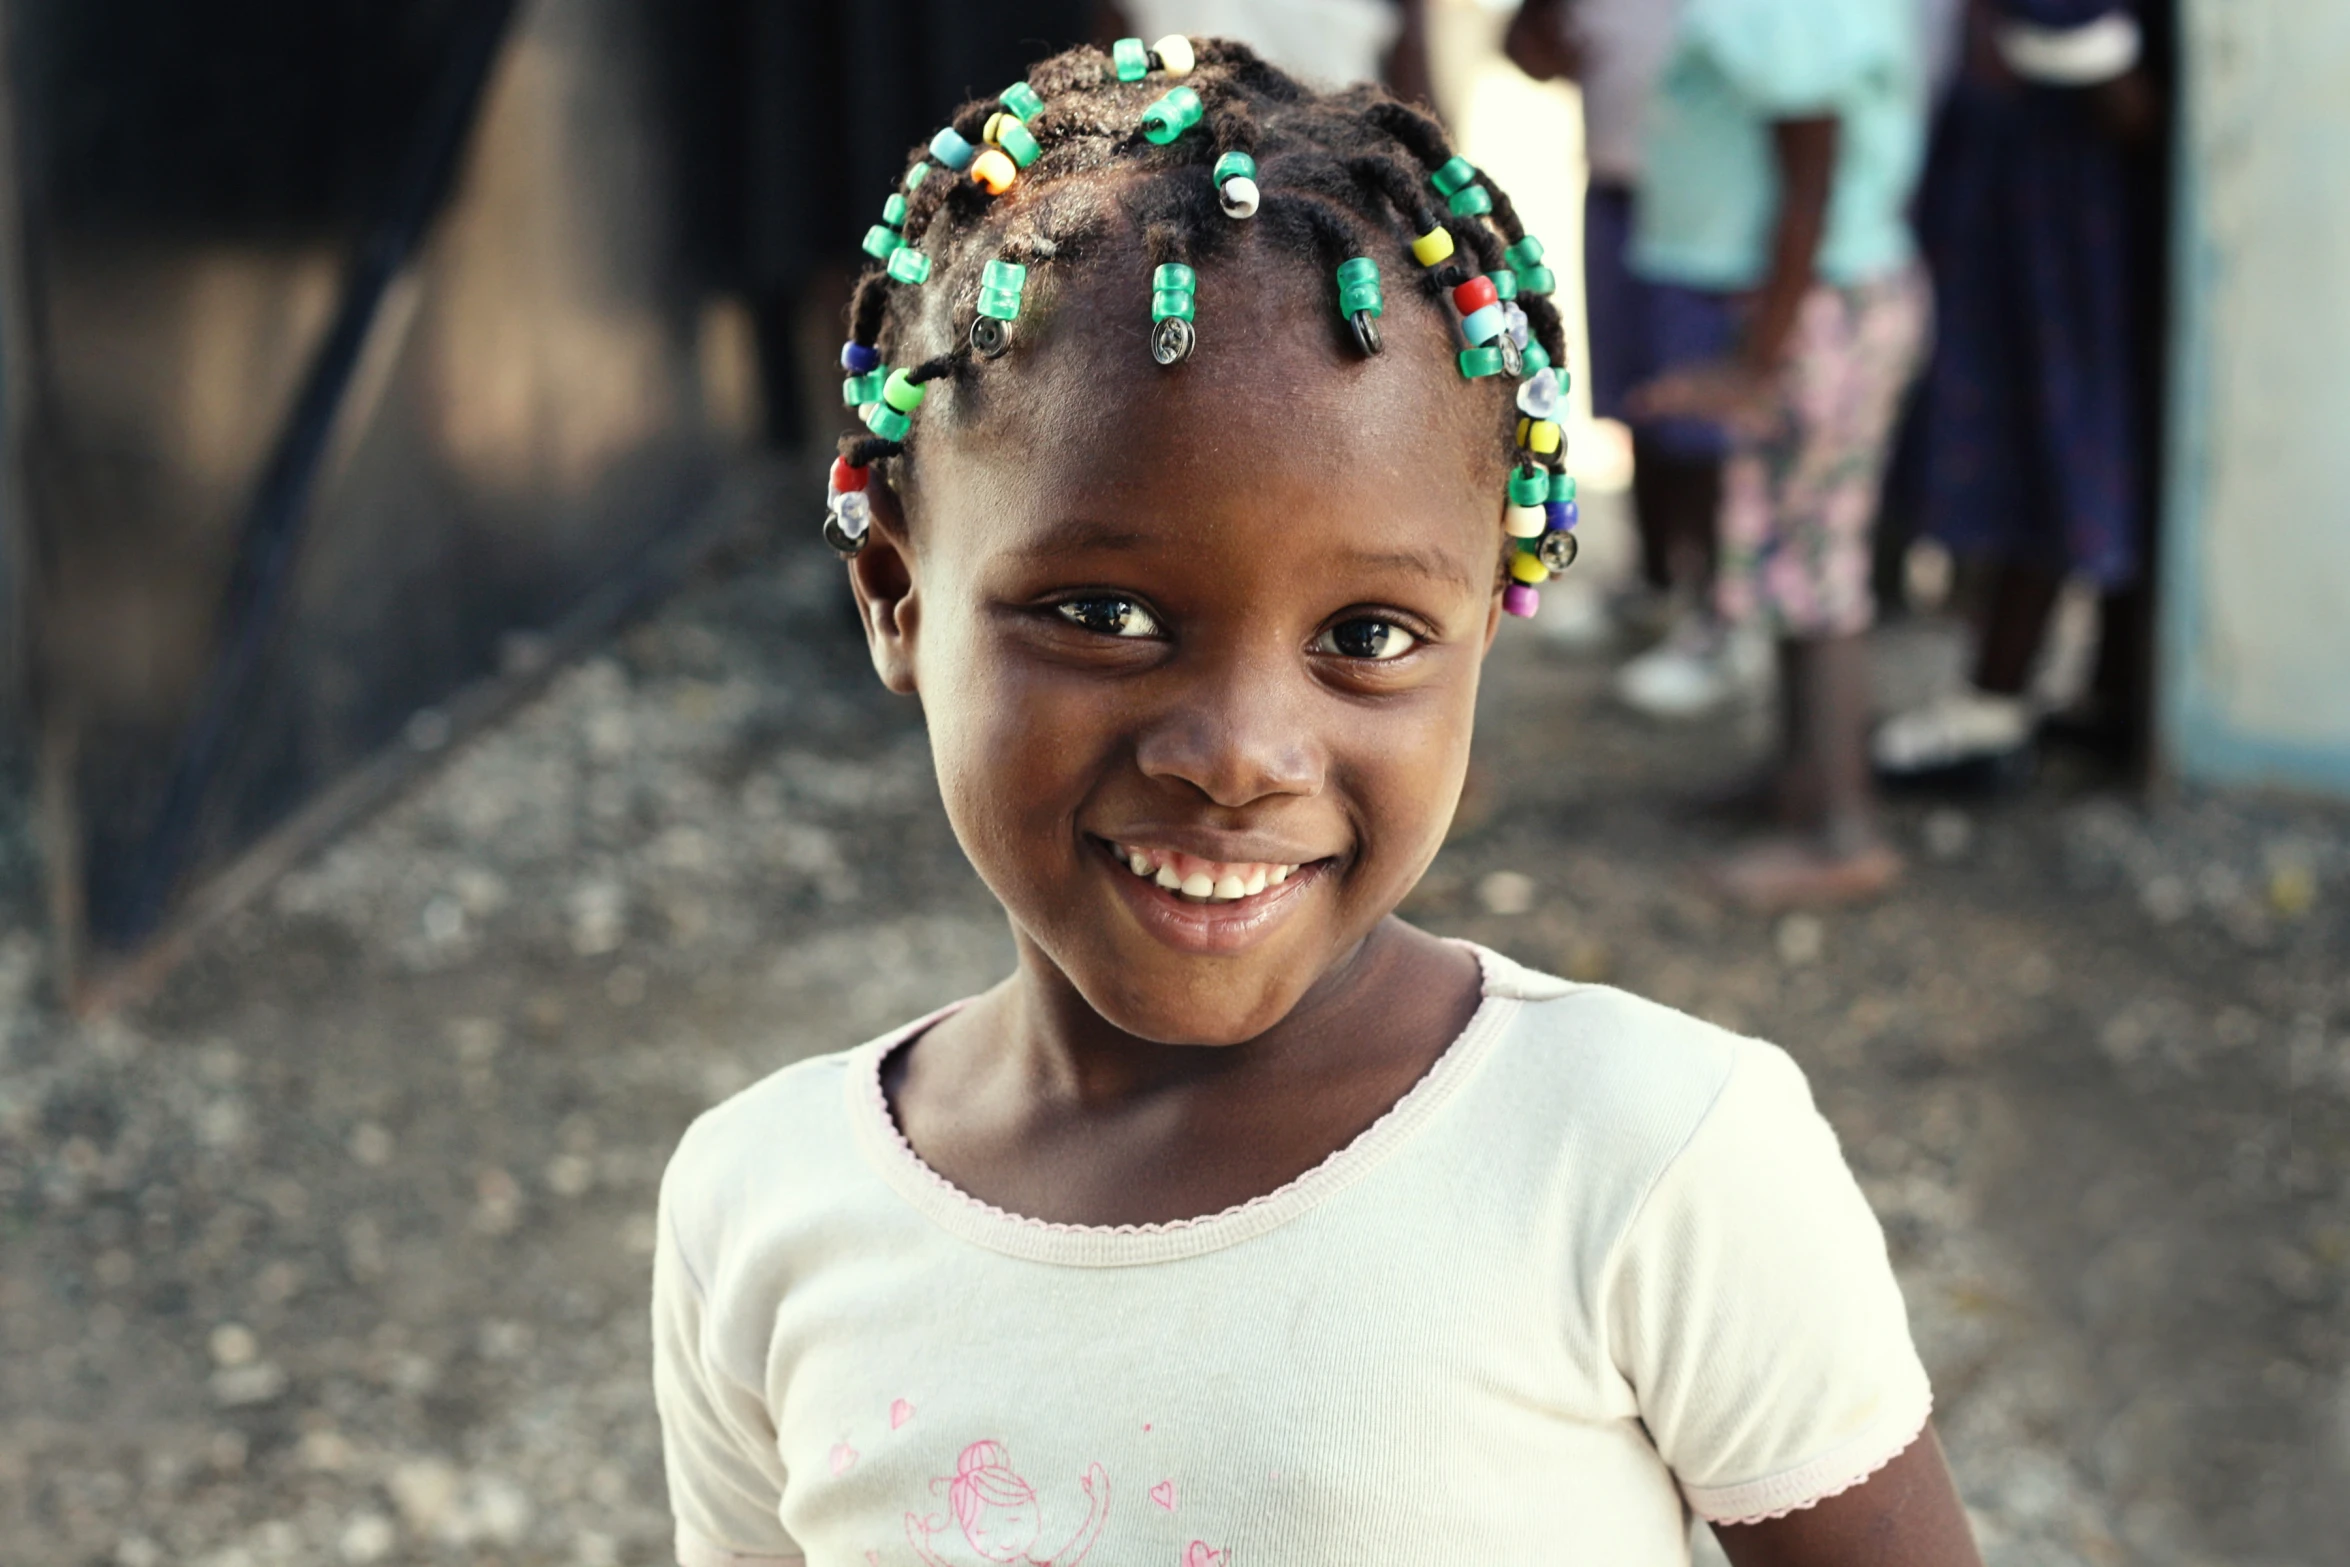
1631,0 -> 1927,290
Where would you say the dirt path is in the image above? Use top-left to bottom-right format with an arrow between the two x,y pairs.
4,540 -> 2345,1566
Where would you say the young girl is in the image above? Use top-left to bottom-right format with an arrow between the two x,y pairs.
654,37 -> 1981,1567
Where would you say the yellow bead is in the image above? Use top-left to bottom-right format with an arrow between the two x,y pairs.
1509,550 -> 1551,585
1519,418 -> 1562,454
984,112 -> 1019,145
1410,226 -> 1455,267
1152,34 -> 1196,76
971,148 -> 1018,195
1504,504 -> 1547,538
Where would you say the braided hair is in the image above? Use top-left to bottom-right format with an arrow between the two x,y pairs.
826,36 -> 1582,604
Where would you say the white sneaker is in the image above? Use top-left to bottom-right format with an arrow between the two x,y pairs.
1612,615 -> 1770,720
1872,689 -> 2034,773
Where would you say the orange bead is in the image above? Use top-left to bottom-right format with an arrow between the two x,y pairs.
971,148 -> 1018,195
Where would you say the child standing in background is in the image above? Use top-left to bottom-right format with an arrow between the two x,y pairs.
654,35 -> 1982,1567
1628,0 -> 1933,910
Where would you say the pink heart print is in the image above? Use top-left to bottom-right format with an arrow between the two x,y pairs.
1149,1480 -> 1177,1511
1183,1543 -> 1228,1567
890,1398 -> 915,1430
829,1442 -> 858,1476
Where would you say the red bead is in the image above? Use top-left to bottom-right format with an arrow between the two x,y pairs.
1452,276 -> 1497,315
829,457 -> 869,494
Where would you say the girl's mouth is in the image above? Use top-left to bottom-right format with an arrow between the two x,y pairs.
1105,841 -> 1301,903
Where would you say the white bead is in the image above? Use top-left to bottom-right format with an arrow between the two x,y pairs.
1219,175 -> 1260,219
1504,301 -> 1531,346
831,489 -> 872,538
1515,367 -> 1561,419
1504,504 -> 1547,538
1153,35 -> 1196,76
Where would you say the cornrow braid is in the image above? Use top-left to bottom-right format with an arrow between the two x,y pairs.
820,34 -> 1584,612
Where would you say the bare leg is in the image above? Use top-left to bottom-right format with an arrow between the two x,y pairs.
1971,559 -> 2065,696
1629,434 -> 1722,595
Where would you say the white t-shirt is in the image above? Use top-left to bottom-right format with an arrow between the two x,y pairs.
654,945 -> 1932,1567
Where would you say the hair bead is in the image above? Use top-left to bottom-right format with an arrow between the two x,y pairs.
988,115 -> 1043,168
1516,417 -> 1562,455
1551,472 -> 1578,505
1429,156 -> 1477,197
1141,86 -> 1204,145
1150,262 -> 1198,364
971,147 -> 1019,194
1504,503 -> 1547,538
1112,37 -> 1150,81
881,368 -> 926,413
840,341 -> 882,375
1520,339 -> 1552,375
1515,367 -> 1561,419
1490,268 -> 1519,301
1000,81 -> 1046,121
829,456 -> 870,494
1517,263 -> 1558,295
885,247 -> 933,285
1501,583 -> 1541,618
928,126 -> 976,170
1508,467 -> 1550,507
1335,255 -> 1385,354
1459,303 -> 1507,346
841,368 -> 888,407
1458,344 -> 1507,378
1507,549 -> 1550,585
1451,276 -> 1497,315
976,259 -> 1028,321
1153,35 -> 1196,76
1410,226 -> 1455,268
861,225 -> 902,260
903,161 -> 930,191
1504,235 -> 1545,272
1536,529 -> 1580,573
863,403 -> 911,440
1447,184 -> 1493,218
1213,150 -> 1259,218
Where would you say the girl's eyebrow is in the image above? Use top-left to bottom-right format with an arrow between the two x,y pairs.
1338,545 -> 1482,591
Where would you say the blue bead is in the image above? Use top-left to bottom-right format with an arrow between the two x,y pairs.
840,341 -> 881,374
928,127 -> 976,170
1459,303 -> 1507,345
1543,500 -> 1571,531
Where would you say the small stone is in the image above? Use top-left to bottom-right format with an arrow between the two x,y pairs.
389,1459 -> 461,1535
1476,871 -> 1536,916
337,1513 -> 395,1564
1921,808 -> 1973,862
1775,913 -> 1825,967
420,895 -> 466,945
94,1249 -> 136,1288
544,1153 -> 594,1199
209,1322 -> 259,1368
2139,875 -> 2192,924
299,1428 -> 356,1471
115,1536 -> 165,1567
474,1168 -> 523,1235
210,1361 -> 288,1408
348,1122 -> 394,1168
569,881 -> 627,957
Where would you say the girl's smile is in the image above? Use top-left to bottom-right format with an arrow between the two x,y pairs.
1092,835 -> 1328,956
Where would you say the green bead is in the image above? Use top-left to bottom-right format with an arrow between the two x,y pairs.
882,193 -> 908,228
1508,467 -> 1550,506
982,258 -> 1028,293
861,225 -> 901,260
881,368 -> 925,412
1001,81 -> 1046,121
1550,472 -> 1577,505
1505,235 -> 1545,271
997,118 -> 1042,168
863,403 -> 911,441
1447,184 -> 1492,217
904,162 -> 930,191
1491,268 -> 1518,300
1213,150 -> 1256,185
886,247 -> 933,285
1338,283 -> 1383,317
1141,86 -> 1203,145
842,369 -> 888,407
1152,288 -> 1196,323
1430,155 -> 1477,196
1520,340 -> 1551,374
1153,262 -> 1196,293
977,287 -> 1023,321
1112,37 -> 1149,81
1460,345 -> 1507,379
1518,263 -> 1557,295
1335,256 -> 1380,289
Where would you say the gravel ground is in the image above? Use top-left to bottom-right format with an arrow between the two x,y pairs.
4,528 -> 2347,1567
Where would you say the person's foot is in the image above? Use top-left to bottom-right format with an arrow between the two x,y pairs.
1707,835 -> 1904,913
1872,688 -> 2034,777
1612,614 -> 1770,721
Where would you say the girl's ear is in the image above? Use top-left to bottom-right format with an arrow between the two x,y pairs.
845,477 -> 920,695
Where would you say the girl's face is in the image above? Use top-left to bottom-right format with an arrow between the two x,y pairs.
853,243 -> 1507,1046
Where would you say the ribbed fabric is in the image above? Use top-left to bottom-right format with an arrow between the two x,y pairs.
653,945 -> 1931,1566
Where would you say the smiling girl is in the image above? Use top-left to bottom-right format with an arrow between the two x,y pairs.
653,36 -> 1981,1567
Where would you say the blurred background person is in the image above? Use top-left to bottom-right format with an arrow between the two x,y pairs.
1506,0 -> 1753,721
1628,0 -> 1933,909
1873,0 -> 2167,784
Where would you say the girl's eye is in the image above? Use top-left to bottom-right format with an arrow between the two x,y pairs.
1315,617 -> 1419,661
1055,596 -> 1162,638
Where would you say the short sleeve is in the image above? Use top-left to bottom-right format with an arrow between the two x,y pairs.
1605,1041 -> 1932,1525
1681,0 -> 1901,114
653,1177 -> 802,1567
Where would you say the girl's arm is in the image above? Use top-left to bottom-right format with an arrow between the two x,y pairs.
1714,1427 -> 1985,1567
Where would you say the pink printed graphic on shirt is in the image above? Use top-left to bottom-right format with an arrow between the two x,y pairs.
904,1440 -> 1109,1567
1149,1480 -> 1176,1511
1182,1543 -> 1228,1567
830,1442 -> 859,1476
892,1398 -> 917,1430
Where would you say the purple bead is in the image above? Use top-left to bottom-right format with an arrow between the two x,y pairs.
1502,583 -> 1540,618
841,341 -> 882,374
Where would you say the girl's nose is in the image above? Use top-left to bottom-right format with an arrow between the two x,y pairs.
1132,655 -> 1325,808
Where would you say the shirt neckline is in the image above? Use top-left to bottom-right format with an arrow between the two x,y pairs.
842,941 -> 1569,1267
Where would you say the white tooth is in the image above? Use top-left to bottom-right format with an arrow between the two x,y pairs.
1243,867 -> 1268,896
1128,850 -> 1152,877
1180,873 -> 1214,898
1155,864 -> 1183,890
1212,875 -> 1246,900
1271,865 -> 1292,884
